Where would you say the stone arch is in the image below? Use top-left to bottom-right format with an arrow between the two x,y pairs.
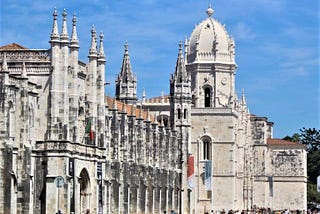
157,114 -> 169,127
79,168 -> 91,214
201,135 -> 212,160
203,85 -> 213,107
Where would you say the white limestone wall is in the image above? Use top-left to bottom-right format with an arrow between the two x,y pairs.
28,75 -> 50,141
271,180 -> 306,210
253,179 -> 267,208
190,109 -> 240,211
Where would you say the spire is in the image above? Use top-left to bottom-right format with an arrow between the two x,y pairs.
206,4 -> 214,17
60,9 -> 69,42
161,91 -> 165,103
174,41 -> 187,82
130,104 -> 135,116
139,104 -> 143,119
241,88 -> 247,106
21,62 -> 27,78
2,53 -> 8,71
160,115 -> 164,127
89,25 -> 97,56
70,13 -> 79,48
115,42 -> 137,104
112,98 -> 117,110
146,109 -> 151,122
142,88 -> 146,103
119,42 -> 135,83
50,7 -> 60,42
121,102 -> 126,113
184,36 -> 189,64
98,31 -> 106,60
152,113 -> 157,124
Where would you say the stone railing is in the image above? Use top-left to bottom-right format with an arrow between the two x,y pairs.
35,140 -> 106,157
0,50 -> 50,62
8,65 -> 51,75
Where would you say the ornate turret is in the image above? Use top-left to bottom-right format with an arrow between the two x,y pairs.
89,25 -> 98,57
115,42 -> 137,105
241,89 -> 247,107
69,13 -> 80,142
98,31 -> 105,60
70,13 -> 79,48
50,7 -> 59,43
174,42 -> 188,84
60,9 -> 69,43
97,31 -> 106,147
169,41 -> 192,214
1,53 -> 8,71
170,41 -> 192,129
86,25 -> 99,144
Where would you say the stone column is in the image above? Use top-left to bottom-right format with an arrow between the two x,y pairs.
127,185 -> 131,214
166,186 -> 169,213
144,183 -> 149,214
152,186 -> 156,214
158,186 -> 161,214
136,183 -> 140,214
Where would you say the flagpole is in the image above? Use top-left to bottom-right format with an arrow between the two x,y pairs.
210,162 -> 213,213
210,159 -> 213,213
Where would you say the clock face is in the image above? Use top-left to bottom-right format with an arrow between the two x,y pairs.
221,77 -> 227,85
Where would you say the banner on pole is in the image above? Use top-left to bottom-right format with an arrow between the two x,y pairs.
187,155 -> 195,189
205,160 -> 212,191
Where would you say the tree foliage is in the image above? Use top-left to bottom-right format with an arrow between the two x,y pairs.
299,127 -> 320,152
307,183 -> 320,204
283,133 -> 300,142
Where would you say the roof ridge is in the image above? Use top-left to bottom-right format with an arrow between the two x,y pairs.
0,43 -> 28,50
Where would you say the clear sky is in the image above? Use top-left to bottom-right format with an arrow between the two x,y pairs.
1,0 -> 319,138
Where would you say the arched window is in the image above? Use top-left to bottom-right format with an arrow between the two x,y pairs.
204,88 -> 211,107
177,108 -> 181,119
8,102 -> 15,139
202,137 -> 211,160
184,109 -> 187,119
79,168 -> 91,214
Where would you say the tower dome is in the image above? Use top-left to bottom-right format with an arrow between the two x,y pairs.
187,5 -> 235,64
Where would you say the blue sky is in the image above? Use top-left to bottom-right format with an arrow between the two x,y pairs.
1,0 -> 319,138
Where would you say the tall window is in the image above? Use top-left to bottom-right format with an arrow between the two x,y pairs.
177,108 -> 181,119
203,138 -> 211,160
8,102 -> 15,138
204,88 -> 211,107
184,109 -> 187,119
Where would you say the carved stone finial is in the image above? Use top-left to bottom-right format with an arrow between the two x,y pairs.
206,4 -> 214,17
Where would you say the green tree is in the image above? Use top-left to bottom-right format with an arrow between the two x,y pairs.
283,133 -> 300,142
299,127 -> 320,151
300,128 -> 320,205
307,183 -> 320,204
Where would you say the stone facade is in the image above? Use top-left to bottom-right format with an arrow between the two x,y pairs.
0,6 -> 306,214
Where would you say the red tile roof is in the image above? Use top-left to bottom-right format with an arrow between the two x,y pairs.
106,96 -> 154,122
267,138 -> 305,148
0,43 -> 28,50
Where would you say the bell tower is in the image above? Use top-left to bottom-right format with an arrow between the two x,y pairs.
186,5 -> 237,108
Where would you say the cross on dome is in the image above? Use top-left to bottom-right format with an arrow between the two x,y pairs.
206,4 -> 214,17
